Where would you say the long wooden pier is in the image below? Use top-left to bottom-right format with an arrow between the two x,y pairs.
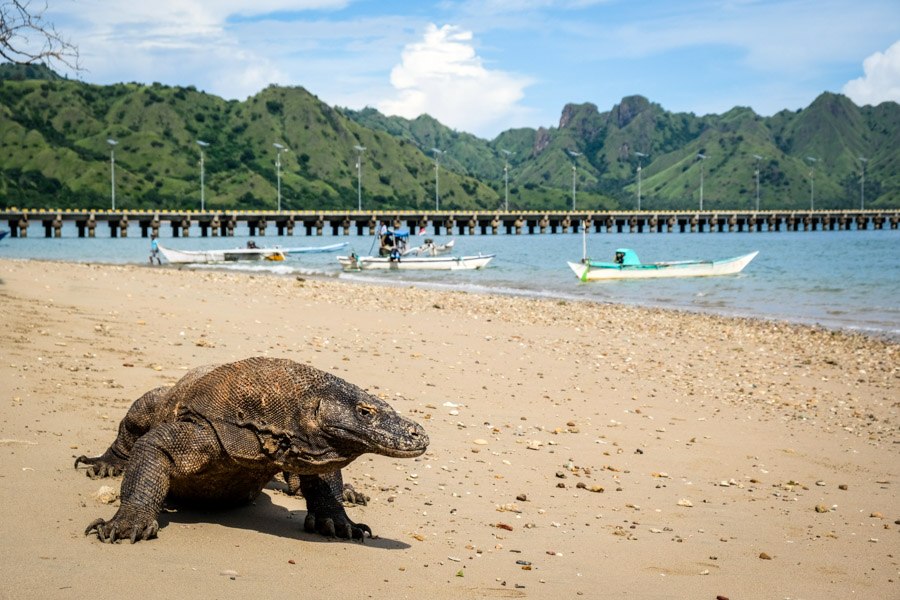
2,209 -> 898,238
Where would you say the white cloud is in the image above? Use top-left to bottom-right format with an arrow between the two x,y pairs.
843,40 -> 900,106
46,1 -> 352,98
377,24 -> 533,138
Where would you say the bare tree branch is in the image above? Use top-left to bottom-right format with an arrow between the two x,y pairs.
0,0 -> 80,71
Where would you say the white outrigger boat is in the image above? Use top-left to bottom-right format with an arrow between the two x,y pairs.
158,241 -> 347,264
338,252 -> 494,271
158,244 -> 286,263
568,247 -> 758,281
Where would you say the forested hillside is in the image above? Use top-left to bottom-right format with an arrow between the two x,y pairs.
1,64 -> 897,211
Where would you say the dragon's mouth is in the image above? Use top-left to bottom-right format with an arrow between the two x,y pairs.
377,445 -> 428,458
325,424 -> 428,458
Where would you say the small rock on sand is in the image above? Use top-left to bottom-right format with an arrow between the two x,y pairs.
92,485 -> 119,504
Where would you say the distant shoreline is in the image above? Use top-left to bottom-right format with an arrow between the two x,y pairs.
4,255 -> 898,344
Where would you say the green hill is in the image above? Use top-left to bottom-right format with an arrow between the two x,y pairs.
0,74 -> 500,211
1,65 -> 897,210
351,94 -> 899,210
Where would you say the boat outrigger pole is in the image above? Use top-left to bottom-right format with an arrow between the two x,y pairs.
368,225 -> 379,255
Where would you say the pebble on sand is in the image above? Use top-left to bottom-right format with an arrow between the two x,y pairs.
92,485 -> 119,504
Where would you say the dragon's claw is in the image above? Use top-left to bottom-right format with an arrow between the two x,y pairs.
85,507 -> 159,544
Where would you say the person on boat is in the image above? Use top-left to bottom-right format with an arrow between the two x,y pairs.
149,235 -> 161,265
247,240 -> 258,249
421,238 -> 436,256
389,246 -> 401,263
379,232 -> 394,257
615,251 -> 625,265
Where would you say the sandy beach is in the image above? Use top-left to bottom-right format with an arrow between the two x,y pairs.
0,258 -> 896,599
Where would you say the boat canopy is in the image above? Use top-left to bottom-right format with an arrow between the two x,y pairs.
614,248 -> 641,266
387,229 -> 410,239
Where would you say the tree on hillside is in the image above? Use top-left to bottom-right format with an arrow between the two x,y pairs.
0,0 -> 79,70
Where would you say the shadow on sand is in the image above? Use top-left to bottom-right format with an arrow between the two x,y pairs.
156,489 -> 411,550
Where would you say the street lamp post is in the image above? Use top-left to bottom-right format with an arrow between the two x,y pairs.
806,156 -> 817,210
634,151 -> 648,210
567,150 -> 581,210
859,156 -> 868,210
752,154 -> 763,211
697,153 -> 707,211
354,145 -> 366,211
432,148 -> 443,210
501,149 -> 512,211
107,138 -> 118,210
197,140 -> 209,212
273,142 -> 287,211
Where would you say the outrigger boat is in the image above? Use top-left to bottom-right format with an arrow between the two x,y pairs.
158,245 -> 286,264
158,241 -> 347,264
338,253 -> 494,271
568,248 -> 758,281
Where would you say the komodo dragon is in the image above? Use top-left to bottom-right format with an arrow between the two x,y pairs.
74,357 -> 429,543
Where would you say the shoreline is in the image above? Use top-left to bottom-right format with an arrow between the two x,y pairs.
337,270 -> 900,343
9,255 -> 900,342
3,225 -> 899,339
1,258 -> 897,599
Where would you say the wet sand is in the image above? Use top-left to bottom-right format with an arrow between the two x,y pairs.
0,258 -> 897,599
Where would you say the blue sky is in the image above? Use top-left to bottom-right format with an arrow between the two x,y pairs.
46,0 -> 900,138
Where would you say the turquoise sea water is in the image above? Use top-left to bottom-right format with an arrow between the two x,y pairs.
1,223 -> 898,338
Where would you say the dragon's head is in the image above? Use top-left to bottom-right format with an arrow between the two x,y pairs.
314,374 -> 429,460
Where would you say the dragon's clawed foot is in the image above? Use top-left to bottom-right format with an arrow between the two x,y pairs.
341,483 -> 369,506
85,505 -> 159,544
304,511 -> 372,541
74,454 -> 127,479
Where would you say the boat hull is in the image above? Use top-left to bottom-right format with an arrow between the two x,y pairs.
569,251 -> 758,281
338,254 -> 494,271
158,245 -> 286,264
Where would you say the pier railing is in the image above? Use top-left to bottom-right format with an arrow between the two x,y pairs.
2,209 -> 898,238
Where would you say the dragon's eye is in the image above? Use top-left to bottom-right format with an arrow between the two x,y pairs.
357,404 -> 376,418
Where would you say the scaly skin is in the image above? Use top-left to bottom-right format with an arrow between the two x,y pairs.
75,357 -> 428,543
